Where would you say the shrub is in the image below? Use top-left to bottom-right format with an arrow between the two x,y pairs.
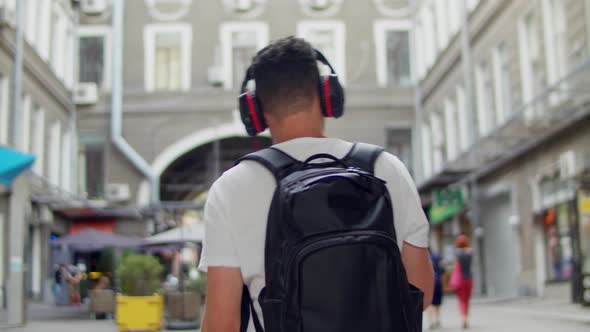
116,254 -> 163,296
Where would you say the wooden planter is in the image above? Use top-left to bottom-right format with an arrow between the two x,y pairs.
89,289 -> 115,315
165,291 -> 202,321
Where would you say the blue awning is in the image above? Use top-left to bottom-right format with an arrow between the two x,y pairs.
0,147 -> 36,187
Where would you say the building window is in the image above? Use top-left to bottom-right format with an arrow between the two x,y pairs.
51,4 -> 67,82
375,21 -> 411,87
385,127 -> 413,175
220,22 -> 268,90
447,0 -> 460,37
297,21 -> 346,83
21,95 -> 31,153
430,110 -> 445,173
518,12 -> 544,108
456,84 -> 470,152
421,122 -> 433,178
542,0 -> 568,102
48,121 -> 61,187
80,134 -> 105,199
37,0 -> 52,61
422,4 -> 436,68
61,130 -> 71,192
414,19 -> 425,80
31,108 -> 45,176
434,0 -> 449,52
144,24 -> 192,92
79,27 -> 111,91
475,60 -> 495,136
25,0 -> 38,46
0,75 -> 9,145
492,42 -> 513,124
444,97 -> 460,161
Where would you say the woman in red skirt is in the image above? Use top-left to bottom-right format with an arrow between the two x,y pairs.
454,235 -> 473,329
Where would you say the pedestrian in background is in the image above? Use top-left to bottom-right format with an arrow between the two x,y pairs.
451,235 -> 473,329
64,264 -> 82,306
428,251 -> 444,329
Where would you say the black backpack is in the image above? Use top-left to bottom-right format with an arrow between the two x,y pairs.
238,143 -> 424,332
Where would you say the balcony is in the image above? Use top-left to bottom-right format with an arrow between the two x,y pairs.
419,59 -> 590,192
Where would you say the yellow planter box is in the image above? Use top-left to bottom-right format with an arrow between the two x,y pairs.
116,294 -> 163,332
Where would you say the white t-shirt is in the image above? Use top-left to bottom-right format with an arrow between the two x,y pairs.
198,137 -> 429,330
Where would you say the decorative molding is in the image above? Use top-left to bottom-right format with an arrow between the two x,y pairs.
374,0 -> 411,18
298,0 -> 344,18
145,0 -> 192,21
222,0 -> 267,19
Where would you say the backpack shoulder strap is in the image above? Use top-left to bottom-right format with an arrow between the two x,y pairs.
236,147 -> 301,181
342,142 -> 384,174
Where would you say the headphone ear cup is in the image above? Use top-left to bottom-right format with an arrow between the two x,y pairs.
318,75 -> 345,118
239,92 -> 267,136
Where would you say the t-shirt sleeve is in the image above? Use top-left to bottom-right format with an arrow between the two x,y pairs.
197,179 -> 240,272
376,153 -> 430,248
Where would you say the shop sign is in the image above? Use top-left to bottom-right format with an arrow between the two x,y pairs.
428,188 -> 464,225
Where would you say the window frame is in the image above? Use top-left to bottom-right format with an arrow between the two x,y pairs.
21,95 -> 31,153
421,121 -> 433,178
297,20 -> 346,84
518,11 -> 539,106
456,84 -> 470,152
31,107 -> 45,176
374,20 -> 412,87
220,21 -> 269,90
443,97 -> 459,161
0,75 -> 9,145
542,0 -> 568,85
144,23 -> 193,92
78,25 -> 112,91
51,3 -> 68,83
492,42 -> 512,125
37,0 -> 52,61
48,121 -> 61,187
475,60 -> 495,136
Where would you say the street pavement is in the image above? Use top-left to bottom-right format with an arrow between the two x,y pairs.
1,296 -> 588,331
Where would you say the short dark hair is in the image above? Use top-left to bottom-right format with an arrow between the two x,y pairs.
250,36 -> 319,115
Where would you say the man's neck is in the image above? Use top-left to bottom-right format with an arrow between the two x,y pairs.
267,109 -> 325,144
272,131 -> 324,144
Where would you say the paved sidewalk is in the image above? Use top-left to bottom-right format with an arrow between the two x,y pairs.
2,296 -> 588,331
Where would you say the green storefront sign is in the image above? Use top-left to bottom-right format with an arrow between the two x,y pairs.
428,188 -> 464,225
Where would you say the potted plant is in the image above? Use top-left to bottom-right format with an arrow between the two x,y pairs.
165,273 -> 207,322
115,254 -> 164,332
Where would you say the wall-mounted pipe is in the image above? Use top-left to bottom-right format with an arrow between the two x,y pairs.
111,0 -> 159,204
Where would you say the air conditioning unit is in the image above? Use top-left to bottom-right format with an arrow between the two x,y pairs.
74,82 -> 98,105
207,66 -> 224,86
105,183 -> 131,203
81,0 -> 107,15
559,150 -> 577,179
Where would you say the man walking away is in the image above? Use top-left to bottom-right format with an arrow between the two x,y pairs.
199,36 -> 433,332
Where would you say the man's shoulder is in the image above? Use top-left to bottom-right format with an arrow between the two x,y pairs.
208,157 -> 276,198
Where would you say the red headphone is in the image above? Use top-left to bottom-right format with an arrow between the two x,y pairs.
238,49 -> 345,136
